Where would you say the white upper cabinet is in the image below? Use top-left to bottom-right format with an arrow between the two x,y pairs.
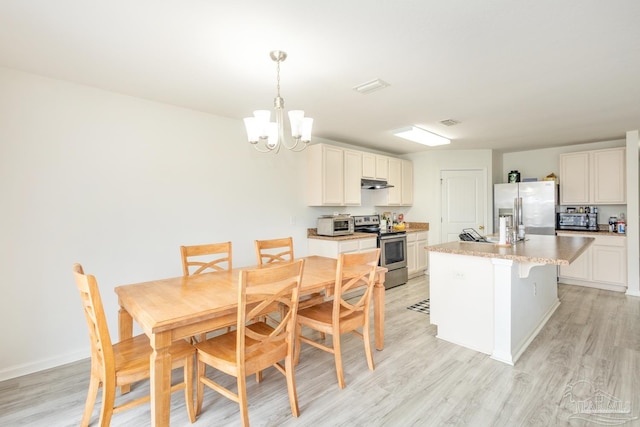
387,158 -> 402,205
376,158 -> 413,206
344,149 -> 363,205
308,143 -> 412,206
591,148 -> 626,204
362,153 -> 389,180
560,147 -> 625,205
307,144 -> 361,206
401,160 -> 414,205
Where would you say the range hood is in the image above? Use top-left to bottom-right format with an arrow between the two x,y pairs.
361,178 -> 394,189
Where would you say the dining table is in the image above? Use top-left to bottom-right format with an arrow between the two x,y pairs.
115,255 -> 388,426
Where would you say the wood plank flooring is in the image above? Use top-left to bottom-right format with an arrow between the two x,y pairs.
1,276 -> 640,426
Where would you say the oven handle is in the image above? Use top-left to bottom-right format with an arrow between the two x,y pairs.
379,234 -> 406,241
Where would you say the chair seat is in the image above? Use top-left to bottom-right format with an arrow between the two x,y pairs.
113,334 -> 196,384
195,322 -> 286,376
297,302 -> 366,332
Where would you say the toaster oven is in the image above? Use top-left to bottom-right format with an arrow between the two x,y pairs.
557,212 -> 598,231
317,215 -> 354,236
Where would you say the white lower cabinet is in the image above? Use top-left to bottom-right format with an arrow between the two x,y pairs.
557,232 -> 627,292
308,237 -> 377,258
407,231 -> 429,278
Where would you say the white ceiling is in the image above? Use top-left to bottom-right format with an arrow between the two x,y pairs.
1,1 -> 639,155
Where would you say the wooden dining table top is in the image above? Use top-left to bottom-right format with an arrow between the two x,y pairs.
115,255 -> 386,338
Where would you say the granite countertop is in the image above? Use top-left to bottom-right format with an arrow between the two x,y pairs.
426,234 -> 594,266
307,221 -> 429,241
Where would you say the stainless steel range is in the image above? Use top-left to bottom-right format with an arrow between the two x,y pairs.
353,215 -> 408,289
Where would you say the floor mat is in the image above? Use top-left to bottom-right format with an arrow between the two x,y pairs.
407,299 -> 430,314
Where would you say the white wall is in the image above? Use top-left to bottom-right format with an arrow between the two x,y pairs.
406,149 -> 494,244
0,67 -> 345,380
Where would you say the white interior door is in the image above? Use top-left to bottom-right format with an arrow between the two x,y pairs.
441,170 -> 487,242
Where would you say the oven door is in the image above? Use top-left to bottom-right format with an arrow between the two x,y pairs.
379,234 -> 407,270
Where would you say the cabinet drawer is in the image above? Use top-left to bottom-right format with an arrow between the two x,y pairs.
594,235 -> 626,247
338,240 -> 360,253
359,238 -> 377,250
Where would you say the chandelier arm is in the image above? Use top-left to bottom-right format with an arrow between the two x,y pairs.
250,139 -> 280,153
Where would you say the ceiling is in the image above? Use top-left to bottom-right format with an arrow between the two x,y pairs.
1,1 -> 639,155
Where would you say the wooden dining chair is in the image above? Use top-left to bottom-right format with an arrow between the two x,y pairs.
72,263 -> 196,426
294,249 -> 381,389
181,242 -> 235,343
255,237 -> 325,313
181,241 -> 232,275
194,259 -> 305,427
254,237 -> 295,266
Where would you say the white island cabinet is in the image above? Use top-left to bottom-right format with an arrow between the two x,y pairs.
557,231 -> 627,292
427,235 -> 593,365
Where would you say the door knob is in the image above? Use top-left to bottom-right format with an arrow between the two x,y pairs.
478,225 -> 485,230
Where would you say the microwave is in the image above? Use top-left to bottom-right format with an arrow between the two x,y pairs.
317,215 -> 354,236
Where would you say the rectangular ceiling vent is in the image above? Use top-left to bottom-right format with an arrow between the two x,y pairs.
353,79 -> 390,94
440,119 -> 460,126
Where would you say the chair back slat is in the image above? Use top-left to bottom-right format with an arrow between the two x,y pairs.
254,237 -> 294,266
181,242 -> 232,276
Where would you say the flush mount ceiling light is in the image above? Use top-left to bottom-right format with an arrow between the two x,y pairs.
392,126 -> 451,146
353,78 -> 390,94
243,50 -> 313,153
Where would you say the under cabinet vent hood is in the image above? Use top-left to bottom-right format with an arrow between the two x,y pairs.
361,178 -> 394,189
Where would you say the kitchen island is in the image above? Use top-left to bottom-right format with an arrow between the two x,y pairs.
426,234 -> 593,365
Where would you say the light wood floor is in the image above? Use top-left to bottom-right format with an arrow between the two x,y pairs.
2,276 -> 640,426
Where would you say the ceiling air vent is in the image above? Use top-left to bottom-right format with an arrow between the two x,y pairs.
440,119 -> 460,126
353,79 -> 390,94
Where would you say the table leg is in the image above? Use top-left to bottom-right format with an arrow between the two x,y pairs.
150,332 -> 173,427
118,303 -> 133,394
373,272 -> 386,350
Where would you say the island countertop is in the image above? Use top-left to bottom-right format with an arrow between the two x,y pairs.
426,234 -> 594,265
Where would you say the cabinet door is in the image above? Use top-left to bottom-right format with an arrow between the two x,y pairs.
406,241 -> 417,274
387,158 -> 402,205
401,160 -> 413,205
416,232 -> 429,272
323,145 -> 345,205
344,149 -> 362,205
592,148 -> 626,204
362,153 -> 376,179
592,244 -> 626,285
560,152 -> 590,205
376,156 -> 389,180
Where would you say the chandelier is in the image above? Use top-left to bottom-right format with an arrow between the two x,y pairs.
243,50 -> 313,153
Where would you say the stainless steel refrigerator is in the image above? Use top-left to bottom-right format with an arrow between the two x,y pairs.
494,181 -> 558,235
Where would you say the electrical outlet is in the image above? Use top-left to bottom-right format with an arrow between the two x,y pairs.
454,271 -> 465,280
290,216 -> 296,226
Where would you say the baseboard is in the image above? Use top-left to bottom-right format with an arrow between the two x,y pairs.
558,278 -> 626,293
0,348 -> 89,382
